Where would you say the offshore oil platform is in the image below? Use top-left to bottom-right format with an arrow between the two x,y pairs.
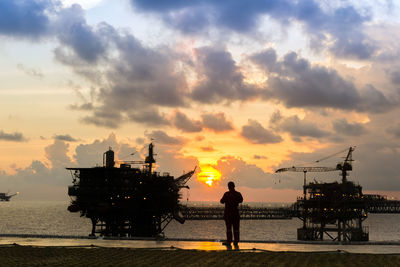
276,147 -> 369,241
67,143 -> 195,237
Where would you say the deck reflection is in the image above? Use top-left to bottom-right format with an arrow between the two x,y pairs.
1,236 -> 400,254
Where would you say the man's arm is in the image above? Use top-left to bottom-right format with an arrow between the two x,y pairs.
238,192 -> 243,203
220,192 -> 227,204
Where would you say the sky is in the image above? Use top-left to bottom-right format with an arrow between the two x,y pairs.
1,0 -> 400,202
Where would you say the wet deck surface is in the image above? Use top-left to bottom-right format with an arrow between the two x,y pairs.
1,235 -> 400,254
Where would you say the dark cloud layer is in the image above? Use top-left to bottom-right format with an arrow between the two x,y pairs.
333,119 -> 367,136
57,20 -> 188,128
56,8 -> 109,63
272,114 -> 330,140
0,0 -> 189,129
191,47 -> 256,104
1,0 -> 395,134
128,109 -> 170,127
387,123 -> 400,138
0,0 -> 50,38
0,130 -> 27,142
173,111 -> 202,133
252,49 -> 395,113
269,110 -> 330,142
241,119 -> 282,144
145,130 -> 186,145
53,134 -> 79,142
391,71 -> 400,85
201,112 -> 234,132
130,0 -> 375,59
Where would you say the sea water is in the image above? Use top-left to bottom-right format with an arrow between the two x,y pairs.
1,201 -> 400,242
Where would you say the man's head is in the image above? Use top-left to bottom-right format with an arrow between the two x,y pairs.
228,181 -> 235,191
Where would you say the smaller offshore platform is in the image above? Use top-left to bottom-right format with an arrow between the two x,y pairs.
276,147 -> 369,241
0,192 -> 18,201
67,143 -> 195,237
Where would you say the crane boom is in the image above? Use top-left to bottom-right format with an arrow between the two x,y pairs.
275,146 -> 356,185
275,166 -> 338,173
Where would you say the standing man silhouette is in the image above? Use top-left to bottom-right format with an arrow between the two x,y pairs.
220,181 -> 243,248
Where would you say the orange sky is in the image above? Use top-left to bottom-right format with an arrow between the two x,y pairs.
1,0 -> 400,202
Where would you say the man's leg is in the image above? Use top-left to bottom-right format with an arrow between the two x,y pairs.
233,218 -> 240,245
225,219 -> 233,245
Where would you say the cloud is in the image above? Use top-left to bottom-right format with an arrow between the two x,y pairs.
214,156 -> 297,189
390,71 -> 400,85
253,155 -> 267,159
190,47 -> 257,104
54,19 -> 188,128
333,119 -> 367,136
240,119 -> 282,144
0,130 -> 27,142
0,139 -> 74,200
53,134 -> 79,142
45,140 -> 73,168
280,116 -> 329,138
162,5 -> 212,35
0,0 -> 109,65
53,5 -> 114,63
355,143 -> 400,191
130,0 -> 375,59
194,135 -> 205,142
145,130 -> 186,145
201,112 -> 234,132
0,0 -> 51,39
69,102 -> 94,111
387,123 -> 400,138
173,111 -> 202,132
3,1 -> 191,129
303,4 -> 376,59
200,146 -> 215,152
270,111 -> 330,141
80,110 -> 123,129
251,50 -> 395,113
17,64 -> 44,79
128,109 -> 170,126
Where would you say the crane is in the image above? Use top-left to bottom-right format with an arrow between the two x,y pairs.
315,147 -> 350,163
275,147 -> 356,196
276,166 -> 338,196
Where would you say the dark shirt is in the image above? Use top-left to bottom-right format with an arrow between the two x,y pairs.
220,190 -> 243,220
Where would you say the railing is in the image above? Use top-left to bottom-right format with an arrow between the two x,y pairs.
181,199 -> 400,220
367,200 -> 400,213
181,206 -> 295,220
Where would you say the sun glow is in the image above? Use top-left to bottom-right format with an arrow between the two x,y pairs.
197,165 -> 222,187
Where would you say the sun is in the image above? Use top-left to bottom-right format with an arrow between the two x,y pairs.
197,165 -> 222,187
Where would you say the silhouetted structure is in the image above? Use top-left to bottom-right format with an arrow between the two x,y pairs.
0,192 -> 18,201
67,143 -> 195,237
277,147 -> 369,241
